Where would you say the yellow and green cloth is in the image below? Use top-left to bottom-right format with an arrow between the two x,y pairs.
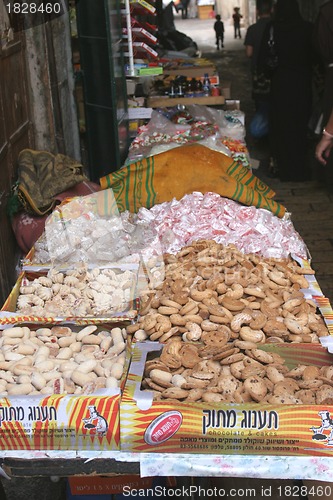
100,144 -> 286,218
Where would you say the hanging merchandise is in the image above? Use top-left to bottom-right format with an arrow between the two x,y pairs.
122,0 -> 158,72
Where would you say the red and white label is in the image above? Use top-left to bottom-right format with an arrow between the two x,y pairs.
144,411 -> 182,445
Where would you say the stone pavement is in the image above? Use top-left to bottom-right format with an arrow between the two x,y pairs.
175,17 -> 333,303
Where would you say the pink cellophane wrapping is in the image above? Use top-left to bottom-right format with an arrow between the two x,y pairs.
135,192 -> 308,260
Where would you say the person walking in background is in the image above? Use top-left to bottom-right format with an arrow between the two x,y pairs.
233,7 -> 243,39
180,0 -> 190,19
313,0 -> 333,173
214,14 -> 224,50
258,0 -> 314,182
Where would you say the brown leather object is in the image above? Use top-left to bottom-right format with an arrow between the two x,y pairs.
12,181 -> 101,254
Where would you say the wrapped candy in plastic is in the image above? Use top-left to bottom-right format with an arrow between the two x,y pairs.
135,192 -> 308,260
30,191 -> 308,274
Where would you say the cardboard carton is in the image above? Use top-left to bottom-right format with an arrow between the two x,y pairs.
0,269 -> 138,326
120,341 -> 333,457
0,326 -> 131,451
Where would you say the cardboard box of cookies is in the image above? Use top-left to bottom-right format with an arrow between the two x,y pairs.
120,340 -> 333,456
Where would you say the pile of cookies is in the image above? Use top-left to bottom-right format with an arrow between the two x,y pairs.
142,338 -> 333,405
130,240 -> 328,344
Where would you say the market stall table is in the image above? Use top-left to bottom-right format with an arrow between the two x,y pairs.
146,94 -> 225,108
160,58 -> 216,78
3,107 -> 333,498
2,451 -> 333,483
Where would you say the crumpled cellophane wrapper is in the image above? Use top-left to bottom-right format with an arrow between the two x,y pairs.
44,189 -> 165,292
126,106 -> 245,163
40,190 -> 306,270
134,191 -> 308,260
45,190 -> 134,266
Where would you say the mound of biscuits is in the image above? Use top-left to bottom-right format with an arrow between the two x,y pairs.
142,338 -> 333,405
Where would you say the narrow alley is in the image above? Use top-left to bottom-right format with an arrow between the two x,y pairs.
175,16 -> 333,304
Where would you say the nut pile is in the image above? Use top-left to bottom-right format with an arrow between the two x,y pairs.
143,338 -> 333,405
130,240 -> 328,344
16,267 -> 136,317
0,325 -> 127,396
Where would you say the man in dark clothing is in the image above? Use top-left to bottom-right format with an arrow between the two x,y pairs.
244,0 -> 273,107
180,0 -> 189,18
258,0 -> 314,181
244,1 -> 273,174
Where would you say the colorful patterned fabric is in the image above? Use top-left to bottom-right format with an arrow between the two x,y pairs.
100,144 -> 286,218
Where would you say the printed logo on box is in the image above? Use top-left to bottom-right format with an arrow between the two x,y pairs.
312,410 -> 333,446
82,405 -> 108,437
144,411 -> 182,445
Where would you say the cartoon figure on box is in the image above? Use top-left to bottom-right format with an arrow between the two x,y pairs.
82,405 -> 108,437
311,411 -> 333,445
